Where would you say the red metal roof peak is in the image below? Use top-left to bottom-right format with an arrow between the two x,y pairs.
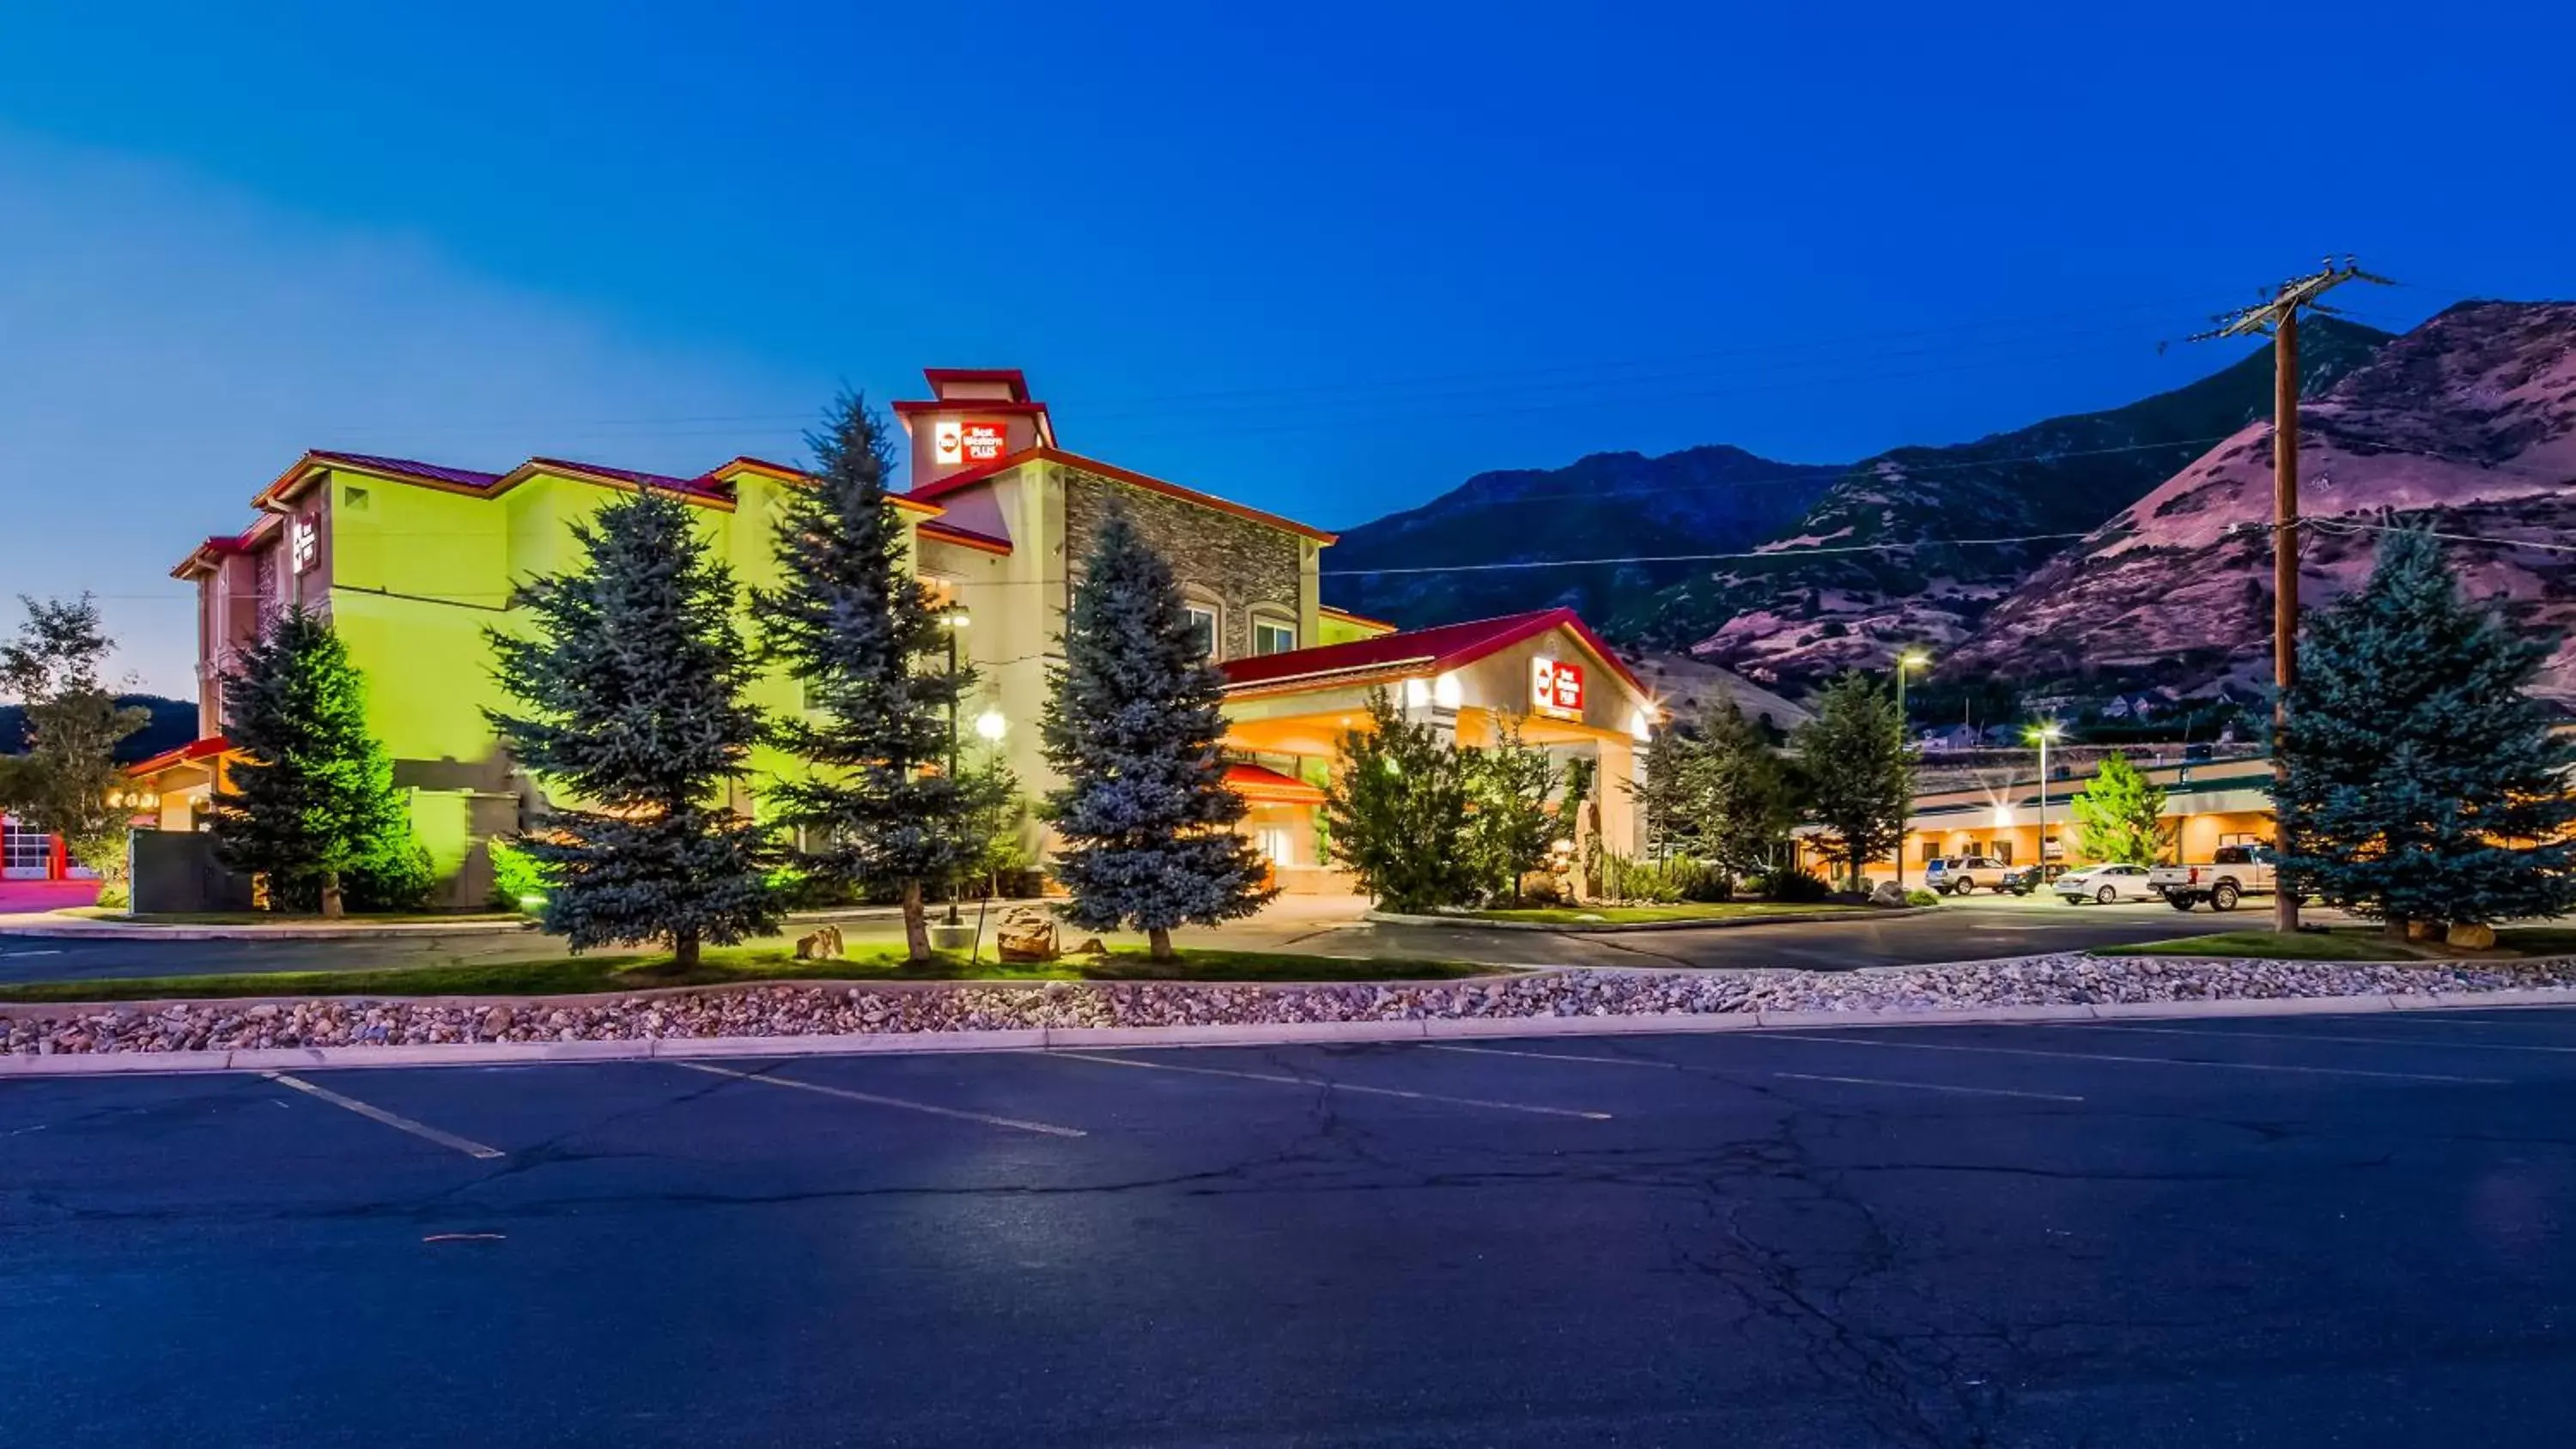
1218,607 -> 1647,699
921,367 -> 1030,402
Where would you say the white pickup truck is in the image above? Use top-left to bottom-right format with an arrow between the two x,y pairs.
2148,845 -> 2278,912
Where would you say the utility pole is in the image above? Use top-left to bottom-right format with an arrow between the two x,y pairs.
2196,258 -> 2391,933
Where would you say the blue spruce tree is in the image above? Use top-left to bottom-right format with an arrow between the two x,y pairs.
751,392 -> 986,962
1042,506 -> 1276,959
486,488 -> 778,968
2275,528 -> 2576,933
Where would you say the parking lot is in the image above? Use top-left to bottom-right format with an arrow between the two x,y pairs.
10,1007 -> 2576,1446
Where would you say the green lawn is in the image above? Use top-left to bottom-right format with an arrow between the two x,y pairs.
1464,901 -> 1869,926
0,943 -> 1498,1004
2111,923 -> 2576,963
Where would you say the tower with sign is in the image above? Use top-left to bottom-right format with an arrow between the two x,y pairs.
890,368 -> 1058,488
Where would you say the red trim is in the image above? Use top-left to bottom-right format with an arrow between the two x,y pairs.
917,519 -> 1013,555
126,735 -> 233,779
1218,607 -> 1649,700
1224,762 -> 1327,805
920,367 -> 1030,401
890,399 -> 1055,417
905,446 -> 1339,544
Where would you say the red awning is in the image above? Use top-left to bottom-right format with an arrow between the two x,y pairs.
1224,762 -> 1327,805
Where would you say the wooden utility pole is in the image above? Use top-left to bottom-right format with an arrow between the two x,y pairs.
2197,258 -> 2391,932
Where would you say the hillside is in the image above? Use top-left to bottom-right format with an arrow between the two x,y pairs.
1641,317 -> 2393,687
1946,300 -> 2576,700
0,694 -> 198,763
1322,446 -> 1839,629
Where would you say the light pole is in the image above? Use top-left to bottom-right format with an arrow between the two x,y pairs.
940,603 -> 971,925
1893,649 -> 1929,890
2026,720 -> 2064,873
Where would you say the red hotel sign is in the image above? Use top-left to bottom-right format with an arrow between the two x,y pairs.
1531,656 -> 1584,718
933,420 -> 1012,466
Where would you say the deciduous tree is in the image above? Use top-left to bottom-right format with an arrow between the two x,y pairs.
0,596 -> 147,900
1323,689 -> 1479,912
2069,751 -> 2169,865
1791,672 -> 1914,893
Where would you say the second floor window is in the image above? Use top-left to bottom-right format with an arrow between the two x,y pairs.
1254,618 -> 1296,655
1184,604 -> 1218,658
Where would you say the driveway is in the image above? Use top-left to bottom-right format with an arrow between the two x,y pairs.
0,893 -> 2243,985
8,1006 -> 2576,1445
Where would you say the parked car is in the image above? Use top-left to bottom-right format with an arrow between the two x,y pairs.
1996,863 -> 2069,895
1924,855 -> 2010,895
2053,863 -> 2161,905
2148,845 -> 2279,912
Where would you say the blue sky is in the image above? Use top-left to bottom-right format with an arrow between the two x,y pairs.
3,0 -> 2570,691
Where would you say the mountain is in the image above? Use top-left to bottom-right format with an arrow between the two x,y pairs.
1947,300 -> 2576,700
1633,317 -> 2394,688
0,694 -> 199,763
1323,446 -> 1840,629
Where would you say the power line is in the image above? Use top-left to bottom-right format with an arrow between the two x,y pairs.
1321,531 -> 2095,578
2304,515 -> 2576,556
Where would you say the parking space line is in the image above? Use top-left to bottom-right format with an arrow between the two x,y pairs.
264,1072 -> 506,1160
1424,1045 -> 1680,1069
1771,1071 -> 2085,1103
671,1062 -> 1087,1138
1752,1034 -> 2508,1084
2075,1023 -> 2576,1055
1046,1052 -> 1613,1120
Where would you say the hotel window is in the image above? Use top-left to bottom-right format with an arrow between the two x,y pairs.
1183,603 -> 1218,658
1253,616 -> 1296,656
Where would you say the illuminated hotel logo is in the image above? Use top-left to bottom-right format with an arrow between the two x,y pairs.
933,420 -> 1010,466
1531,656 -> 1584,718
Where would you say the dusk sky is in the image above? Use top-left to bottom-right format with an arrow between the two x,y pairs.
5,0 -> 2570,693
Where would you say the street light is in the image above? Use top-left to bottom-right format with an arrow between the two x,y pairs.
973,708 -> 1007,743
2026,720 -> 2065,872
940,603 -> 971,925
1893,648 -> 1930,890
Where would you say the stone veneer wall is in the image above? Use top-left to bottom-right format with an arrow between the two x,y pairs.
1058,464 -> 1304,660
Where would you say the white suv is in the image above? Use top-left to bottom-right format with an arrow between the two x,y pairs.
1925,855 -> 2009,895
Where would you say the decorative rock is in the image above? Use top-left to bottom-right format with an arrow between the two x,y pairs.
2447,923 -> 2498,949
1869,881 -> 1907,907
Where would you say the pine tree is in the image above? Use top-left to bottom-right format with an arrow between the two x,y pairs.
0,596 -> 149,900
1791,671 -> 1914,893
1041,506 -> 1275,958
1693,695 -> 1796,879
2275,528 -> 2576,931
1323,688 -> 1479,912
206,606 -> 426,915
486,488 -> 777,966
1465,714 -> 1560,905
2069,751 -> 2169,865
751,392 -> 978,962
1631,726 -> 1710,859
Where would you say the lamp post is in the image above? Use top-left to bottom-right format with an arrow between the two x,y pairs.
2026,720 -> 2064,872
1893,649 -> 1929,889
940,603 -> 971,925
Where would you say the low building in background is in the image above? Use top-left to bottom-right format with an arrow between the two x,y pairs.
134,367 -> 1664,907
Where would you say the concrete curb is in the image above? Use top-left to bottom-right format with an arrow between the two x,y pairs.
1364,906 -> 1928,933
0,915 -> 536,942
9,985 -> 2575,1079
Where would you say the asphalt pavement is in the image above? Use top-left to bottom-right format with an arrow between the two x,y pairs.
0,897 -> 2215,984
9,1007 -> 2576,1446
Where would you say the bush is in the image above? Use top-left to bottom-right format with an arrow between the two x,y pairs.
1905,888 -> 1941,907
348,840 -> 435,912
1676,860 -> 1734,903
1762,864 -> 1836,902
488,840 -> 552,913
1600,853 -> 1734,905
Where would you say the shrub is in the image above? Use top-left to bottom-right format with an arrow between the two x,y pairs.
1601,853 -> 1733,905
488,840 -> 553,913
1763,864 -> 1836,902
348,840 -> 435,912
1675,860 -> 1734,903
1905,888 -> 1941,907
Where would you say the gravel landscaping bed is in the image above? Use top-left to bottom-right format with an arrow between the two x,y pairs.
9,952 -> 2576,1056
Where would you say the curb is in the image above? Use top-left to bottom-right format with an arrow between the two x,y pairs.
9,985 -> 2575,1079
1364,906 -> 1929,933
0,916 -> 537,942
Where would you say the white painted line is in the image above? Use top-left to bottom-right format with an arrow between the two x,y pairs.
1424,1044 -> 1680,1069
671,1061 -> 1087,1138
264,1072 -> 506,1160
1771,1071 -> 2085,1103
1751,1034 -> 2508,1085
0,949 -> 62,957
1046,1052 -> 1613,1120
2074,1023 -> 2576,1055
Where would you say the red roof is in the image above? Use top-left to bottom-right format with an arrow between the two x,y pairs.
1223,762 -> 1327,804
907,446 -> 1338,544
1218,608 -> 1648,698
126,735 -> 233,779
